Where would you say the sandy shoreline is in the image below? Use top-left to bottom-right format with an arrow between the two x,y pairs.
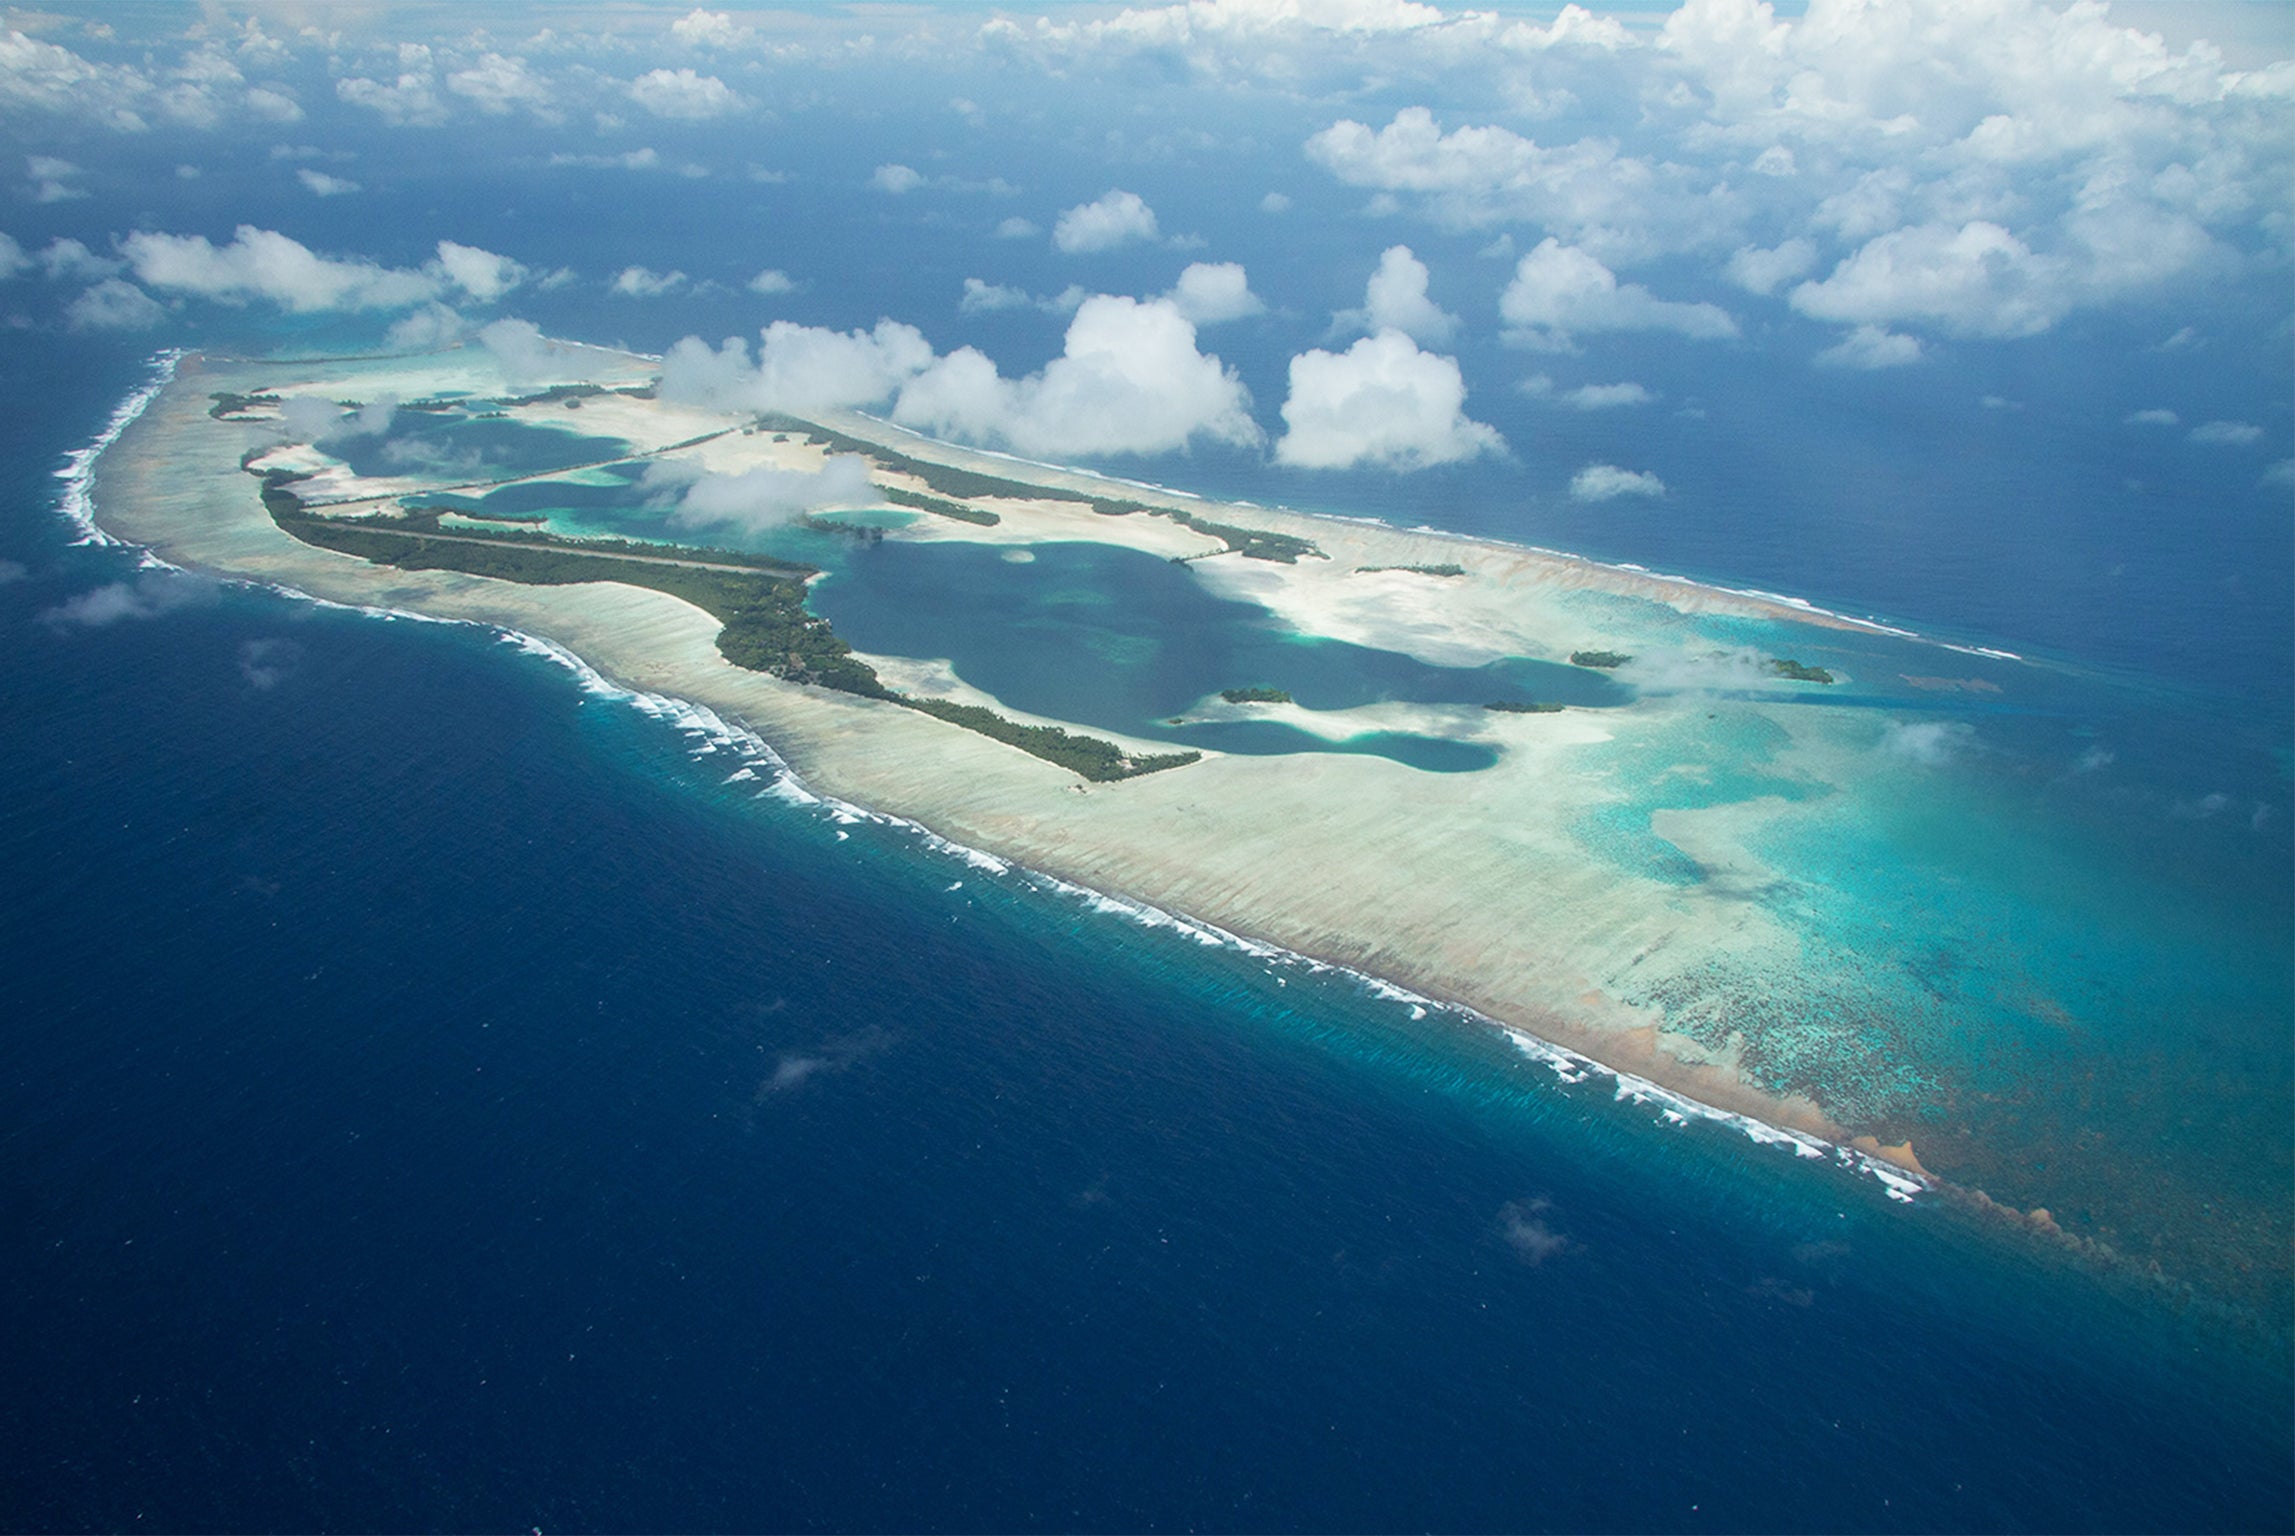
89,345 -> 1948,1185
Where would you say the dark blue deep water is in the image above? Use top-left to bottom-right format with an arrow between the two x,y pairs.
3,341 -> 2290,1531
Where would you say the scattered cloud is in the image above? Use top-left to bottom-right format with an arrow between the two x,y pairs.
447,53 -> 554,118
1880,720 -> 1978,767
748,268 -> 797,295
630,66 -> 744,120
28,153 -> 86,202
611,265 -> 687,297
549,148 -> 664,172
958,277 -> 1084,316
2189,420 -> 2263,447
279,393 -> 397,444
296,168 -> 359,196
65,278 -> 163,330
1259,191 -> 1291,213
42,573 -> 210,627
1815,325 -> 1924,370
994,216 -> 1040,239
1275,329 -> 1502,471
434,241 -> 526,304
1570,463 -> 1664,500
2124,408 -> 2178,427
1053,189 -> 1158,254
121,227 -> 525,314
1501,239 -> 1737,349
671,8 -> 747,49
1726,238 -> 1816,296
660,318 -> 939,416
1497,1197 -> 1573,1267
1558,381 -> 1655,410
38,237 -> 116,281
237,637 -> 300,691
870,162 -> 925,194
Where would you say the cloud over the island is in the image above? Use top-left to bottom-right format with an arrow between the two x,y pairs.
642,456 -> 877,530
895,294 -> 1260,457
121,227 -> 528,314
1275,329 -> 1502,471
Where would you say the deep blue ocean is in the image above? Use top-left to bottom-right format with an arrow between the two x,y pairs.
3,332 -> 2290,1532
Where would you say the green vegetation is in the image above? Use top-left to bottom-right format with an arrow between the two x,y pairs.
1768,658 -> 1836,684
1357,563 -> 1466,578
208,391 -> 280,420
259,476 -> 1192,783
880,486 -> 1001,526
1570,650 -> 1632,669
760,410 -> 1322,562
1220,686 -> 1293,705
900,698 -> 1201,782
1484,700 -> 1565,713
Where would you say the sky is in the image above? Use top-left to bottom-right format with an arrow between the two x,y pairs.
1,0 -> 2288,644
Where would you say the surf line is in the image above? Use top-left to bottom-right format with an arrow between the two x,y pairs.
63,357 -> 1927,1208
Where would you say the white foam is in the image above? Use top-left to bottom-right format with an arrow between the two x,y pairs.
54,350 -> 182,547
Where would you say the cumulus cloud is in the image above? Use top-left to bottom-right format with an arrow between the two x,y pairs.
65,278 -> 163,331
1053,189 -> 1159,253
549,148 -> 664,172
434,241 -> 526,303
28,154 -> 86,203
871,163 -> 925,194
478,318 -> 620,388
1814,325 -> 1923,370
748,268 -> 796,295
1793,222 -> 2059,340
995,216 -> 1040,239
1558,381 -> 1654,409
336,51 -> 448,127
642,455 -> 878,530
2189,420 -> 2263,447
1275,329 -> 1502,471
659,318 -> 938,416
1726,238 -> 1816,296
296,168 -> 359,197
1167,261 -> 1263,325
612,265 -> 687,298
1333,244 -> 1456,346
122,227 -> 412,310
1570,463 -> 1665,500
1500,239 -> 1738,349
672,8 -> 747,48
630,67 -> 744,119
2123,408 -> 2179,427
895,295 -> 1259,458
37,237 -> 119,282
447,53 -> 554,117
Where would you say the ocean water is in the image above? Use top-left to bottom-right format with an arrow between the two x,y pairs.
3,330 -> 2291,1533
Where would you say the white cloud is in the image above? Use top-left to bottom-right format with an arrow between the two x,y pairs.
1725,238 -> 1815,296
2123,408 -> 2179,427
958,277 -> 1086,316
29,154 -> 85,203
612,265 -> 687,298
994,217 -> 1040,239
296,168 -> 359,196
1561,381 -> 1654,410
643,456 -> 877,530
1334,244 -> 1456,346
43,574 -> 210,626
749,268 -> 797,295
659,319 -> 939,416
630,67 -> 743,120
871,163 -> 925,194
1792,222 -> 2062,340
1500,239 -> 1738,348
2262,459 -> 2294,490
280,394 -> 397,443
1274,329 -> 1502,471
1569,464 -> 1665,501
336,63 -> 447,127
434,241 -> 525,303
2189,420 -> 2263,447
478,319 -> 625,388
1053,190 -> 1159,253
122,226 -> 439,312
549,148 -> 664,172
38,237 -> 116,281
1879,720 -> 1976,768
1259,191 -> 1291,213
671,8 -> 748,48
1814,325 -> 1924,370
1167,261 -> 1263,325
385,302 -> 468,350
447,54 -> 554,117
66,278 -> 163,331
894,295 -> 1260,458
